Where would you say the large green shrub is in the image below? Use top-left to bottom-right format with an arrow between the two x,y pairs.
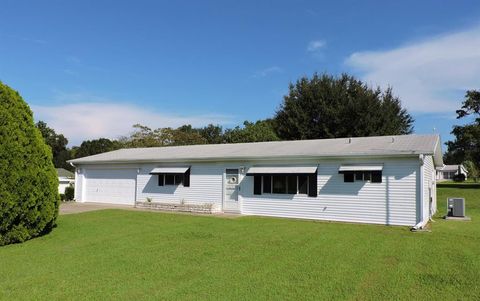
0,82 -> 59,246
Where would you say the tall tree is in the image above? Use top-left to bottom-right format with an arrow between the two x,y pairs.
119,124 -> 164,147
274,73 -> 414,140
72,138 -> 123,158
0,82 -> 59,245
170,125 -> 207,145
444,90 -> 480,167
198,124 -> 224,144
36,121 -> 71,170
224,120 -> 279,143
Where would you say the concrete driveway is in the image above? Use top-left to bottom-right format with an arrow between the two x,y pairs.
60,202 -> 133,215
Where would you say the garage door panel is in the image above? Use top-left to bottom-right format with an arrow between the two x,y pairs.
85,169 -> 136,205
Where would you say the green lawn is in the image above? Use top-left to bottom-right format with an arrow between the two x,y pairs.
1,187 -> 479,300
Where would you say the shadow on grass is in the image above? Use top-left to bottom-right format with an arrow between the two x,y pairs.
437,183 -> 480,189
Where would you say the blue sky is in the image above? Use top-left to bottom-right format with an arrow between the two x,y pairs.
1,1 -> 480,147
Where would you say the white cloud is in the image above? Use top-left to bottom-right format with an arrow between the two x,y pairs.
307,40 -> 326,52
345,25 -> 480,113
31,96 -> 232,146
253,66 -> 283,78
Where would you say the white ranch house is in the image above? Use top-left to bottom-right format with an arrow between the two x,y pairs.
436,164 -> 468,181
68,134 -> 443,228
56,168 -> 75,194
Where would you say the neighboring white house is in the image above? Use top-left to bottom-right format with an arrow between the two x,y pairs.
436,164 -> 468,181
68,134 -> 443,228
57,168 -> 75,194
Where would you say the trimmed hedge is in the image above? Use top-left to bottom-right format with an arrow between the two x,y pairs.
0,82 -> 59,246
453,173 -> 466,182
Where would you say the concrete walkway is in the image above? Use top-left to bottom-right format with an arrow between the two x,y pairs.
60,202 -> 133,215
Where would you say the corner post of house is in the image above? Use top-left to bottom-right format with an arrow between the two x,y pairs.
418,154 -> 425,225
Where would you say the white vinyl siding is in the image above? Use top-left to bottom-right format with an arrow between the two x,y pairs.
422,155 -> 436,219
75,156 -> 422,226
136,164 -> 224,212
58,179 -> 73,194
74,170 -> 83,201
242,158 -> 419,226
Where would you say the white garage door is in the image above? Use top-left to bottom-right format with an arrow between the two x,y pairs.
84,169 -> 137,205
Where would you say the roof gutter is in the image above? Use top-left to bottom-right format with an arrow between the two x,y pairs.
68,152 -> 431,165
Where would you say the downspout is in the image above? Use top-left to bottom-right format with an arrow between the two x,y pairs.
412,154 -> 427,230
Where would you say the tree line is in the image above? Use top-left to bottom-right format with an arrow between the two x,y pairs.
443,90 -> 480,180
39,73 -> 415,171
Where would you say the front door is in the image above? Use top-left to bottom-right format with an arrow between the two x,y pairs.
224,168 -> 240,212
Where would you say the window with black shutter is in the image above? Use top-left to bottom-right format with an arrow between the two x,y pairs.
152,167 -> 191,187
342,170 -> 382,183
183,168 -> 190,187
263,175 -> 272,193
249,167 -> 318,197
308,174 -> 317,197
174,174 -> 183,185
253,175 -> 262,195
298,175 -> 308,194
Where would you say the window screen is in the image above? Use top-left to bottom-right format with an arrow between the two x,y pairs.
273,175 -> 287,194
165,174 -> 175,185
287,175 -> 297,194
252,172 -> 317,197
263,175 -> 272,193
344,171 -> 354,182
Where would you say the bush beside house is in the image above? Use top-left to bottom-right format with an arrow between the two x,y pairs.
0,82 -> 59,246
64,186 -> 75,201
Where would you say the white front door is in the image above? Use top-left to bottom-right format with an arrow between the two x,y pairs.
224,168 -> 240,212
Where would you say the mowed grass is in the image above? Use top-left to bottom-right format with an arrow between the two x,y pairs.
1,187 -> 479,300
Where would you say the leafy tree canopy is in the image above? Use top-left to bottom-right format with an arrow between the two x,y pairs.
119,124 -> 208,147
71,138 -> 123,159
273,73 -> 414,140
463,160 -> 478,181
224,120 -> 279,143
444,90 -> 480,168
118,121 -> 278,148
36,121 -> 71,170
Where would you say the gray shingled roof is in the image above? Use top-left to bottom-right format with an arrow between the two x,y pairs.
441,165 -> 463,172
56,168 -> 74,178
68,134 -> 443,166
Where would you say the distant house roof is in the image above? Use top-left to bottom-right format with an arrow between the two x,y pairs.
56,168 -> 74,178
68,134 -> 443,167
441,164 -> 468,173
